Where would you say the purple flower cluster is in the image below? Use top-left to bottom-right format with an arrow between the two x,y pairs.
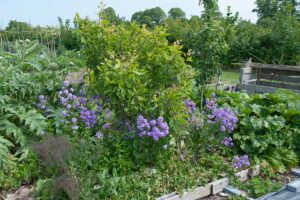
184,99 -> 196,114
137,116 -> 169,141
205,94 -> 238,133
208,108 -> 238,133
221,137 -> 234,147
58,82 -> 78,109
232,155 -> 250,169
95,131 -> 104,139
205,93 -> 217,111
37,95 -> 47,110
80,107 -> 97,128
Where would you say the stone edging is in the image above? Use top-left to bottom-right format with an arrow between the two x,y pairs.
156,165 -> 261,200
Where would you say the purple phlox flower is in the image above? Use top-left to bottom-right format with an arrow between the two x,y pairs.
37,95 -> 47,110
136,115 -> 169,141
97,104 -> 103,112
39,95 -> 45,101
71,118 -> 77,124
80,97 -> 87,105
63,89 -> 69,95
208,107 -> 238,133
95,131 -> 104,139
184,99 -> 196,114
105,109 -> 112,120
63,80 -> 69,87
66,104 -> 72,110
137,115 -> 150,131
67,93 -> 73,99
79,89 -> 85,96
102,123 -> 110,129
80,107 -> 97,128
221,137 -> 234,147
205,98 -> 217,111
149,120 -> 157,126
233,155 -> 250,169
75,102 -> 80,108
72,125 -> 79,130
61,110 -> 68,117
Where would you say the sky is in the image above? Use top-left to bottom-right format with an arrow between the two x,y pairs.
0,0 -> 258,28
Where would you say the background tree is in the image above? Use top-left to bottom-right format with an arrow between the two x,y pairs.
253,0 -> 300,21
131,7 -> 166,28
6,20 -> 32,32
99,7 -> 124,25
168,8 -> 186,19
58,17 -> 80,51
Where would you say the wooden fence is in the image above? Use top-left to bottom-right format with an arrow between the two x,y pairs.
238,59 -> 300,94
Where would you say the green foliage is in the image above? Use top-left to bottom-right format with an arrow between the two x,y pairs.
58,17 -> 81,51
131,7 -> 167,28
0,40 -> 67,166
253,0 -> 300,21
191,19 -> 229,85
236,176 -> 281,198
34,136 -> 233,199
78,19 -> 194,131
216,90 -> 300,171
99,7 -> 125,25
0,151 -> 40,189
6,20 -> 32,32
168,8 -> 186,19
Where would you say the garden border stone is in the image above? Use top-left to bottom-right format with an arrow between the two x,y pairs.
291,168 -> 300,177
156,165 -> 261,200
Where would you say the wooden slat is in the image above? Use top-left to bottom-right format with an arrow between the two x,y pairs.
240,74 -> 257,83
238,83 -> 300,94
259,73 -> 300,84
258,68 -> 300,76
250,62 -> 300,72
258,81 -> 300,91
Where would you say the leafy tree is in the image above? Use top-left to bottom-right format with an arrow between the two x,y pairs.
131,7 -> 167,28
199,0 -> 221,19
253,0 -> 300,21
99,7 -> 124,25
58,17 -> 80,51
6,20 -> 32,32
168,8 -> 186,19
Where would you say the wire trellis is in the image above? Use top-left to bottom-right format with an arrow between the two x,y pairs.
0,29 -> 61,53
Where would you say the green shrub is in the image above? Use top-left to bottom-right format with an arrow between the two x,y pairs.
77,18 -> 194,135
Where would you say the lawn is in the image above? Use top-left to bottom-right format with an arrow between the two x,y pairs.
221,70 -> 240,83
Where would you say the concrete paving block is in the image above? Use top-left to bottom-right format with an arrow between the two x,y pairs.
211,177 -> 229,194
165,194 -> 180,200
223,185 -> 247,197
291,168 -> 300,177
249,165 -> 261,177
180,184 -> 211,200
287,179 -> 300,192
157,192 -> 177,200
235,169 -> 249,181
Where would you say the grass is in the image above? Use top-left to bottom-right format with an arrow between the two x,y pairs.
220,70 -> 240,83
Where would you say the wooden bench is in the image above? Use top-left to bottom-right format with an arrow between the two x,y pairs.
238,59 -> 300,94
